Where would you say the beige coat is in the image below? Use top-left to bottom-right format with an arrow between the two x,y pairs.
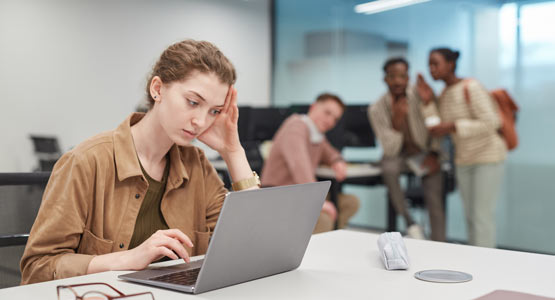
20,113 -> 226,284
369,86 -> 437,158
421,79 -> 506,165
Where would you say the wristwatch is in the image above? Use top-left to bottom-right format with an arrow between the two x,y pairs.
232,171 -> 261,191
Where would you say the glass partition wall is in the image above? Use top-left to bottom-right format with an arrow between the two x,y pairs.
273,0 -> 555,254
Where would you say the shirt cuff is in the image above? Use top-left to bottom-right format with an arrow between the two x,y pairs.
55,253 -> 95,280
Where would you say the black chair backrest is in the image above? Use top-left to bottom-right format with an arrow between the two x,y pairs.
289,104 -> 309,115
239,104 -> 376,151
241,141 -> 264,175
0,172 -> 50,248
236,104 -> 377,172
29,135 -> 61,154
245,107 -> 291,142
342,105 -> 375,148
237,106 -> 252,143
0,172 -> 49,288
29,135 -> 62,171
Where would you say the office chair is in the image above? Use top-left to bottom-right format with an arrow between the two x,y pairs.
242,140 -> 265,175
288,104 -> 310,115
317,105 -> 377,153
237,106 -> 252,143
342,105 -> 376,148
0,172 -> 50,288
241,107 -> 290,186
29,135 -> 62,171
245,107 -> 290,142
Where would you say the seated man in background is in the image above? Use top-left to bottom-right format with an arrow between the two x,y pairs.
261,93 -> 359,233
369,57 -> 445,241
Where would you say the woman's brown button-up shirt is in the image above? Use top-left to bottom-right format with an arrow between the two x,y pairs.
20,113 -> 227,284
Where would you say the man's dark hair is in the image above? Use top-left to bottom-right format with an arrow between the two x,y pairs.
383,57 -> 409,73
314,93 -> 345,110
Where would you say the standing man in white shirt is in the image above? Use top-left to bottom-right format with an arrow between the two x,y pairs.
369,57 -> 445,241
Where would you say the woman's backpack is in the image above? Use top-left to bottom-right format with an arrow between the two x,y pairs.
463,81 -> 519,151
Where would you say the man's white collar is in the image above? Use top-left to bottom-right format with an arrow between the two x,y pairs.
300,114 -> 325,143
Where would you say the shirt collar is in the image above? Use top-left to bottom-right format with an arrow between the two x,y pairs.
113,113 -> 189,187
300,114 -> 325,144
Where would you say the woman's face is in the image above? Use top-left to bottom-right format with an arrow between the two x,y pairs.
154,71 -> 229,145
428,52 -> 452,81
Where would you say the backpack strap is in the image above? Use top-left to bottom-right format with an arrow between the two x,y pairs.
463,81 -> 471,105
462,78 -> 474,118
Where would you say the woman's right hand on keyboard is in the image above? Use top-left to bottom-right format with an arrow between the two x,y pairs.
128,229 -> 194,269
87,229 -> 194,274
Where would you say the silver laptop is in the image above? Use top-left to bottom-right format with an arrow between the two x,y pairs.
118,181 -> 330,294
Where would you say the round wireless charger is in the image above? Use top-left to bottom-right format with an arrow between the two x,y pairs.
414,270 -> 473,283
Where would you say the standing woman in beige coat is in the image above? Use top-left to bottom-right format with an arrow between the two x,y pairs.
418,47 -> 506,248
20,40 -> 259,284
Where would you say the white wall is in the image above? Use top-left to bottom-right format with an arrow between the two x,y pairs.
0,0 -> 271,171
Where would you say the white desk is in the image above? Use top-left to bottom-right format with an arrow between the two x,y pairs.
2,230 -> 554,299
315,163 -> 381,178
210,160 -> 382,179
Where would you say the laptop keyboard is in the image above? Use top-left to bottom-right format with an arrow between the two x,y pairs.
150,268 -> 201,286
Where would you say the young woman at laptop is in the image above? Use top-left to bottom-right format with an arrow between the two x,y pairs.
20,40 -> 260,284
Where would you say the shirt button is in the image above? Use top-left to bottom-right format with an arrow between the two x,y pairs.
135,193 -> 140,199
119,243 -> 124,249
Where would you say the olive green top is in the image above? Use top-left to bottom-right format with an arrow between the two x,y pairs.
128,156 -> 171,249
